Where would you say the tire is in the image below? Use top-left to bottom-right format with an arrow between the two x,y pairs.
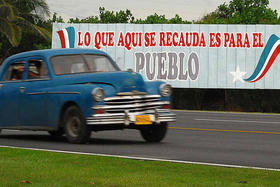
48,128 -> 64,136
140,122 -> 168,142
63,106 -> 91,144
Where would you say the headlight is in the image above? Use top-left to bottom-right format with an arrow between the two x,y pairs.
92,88 -> 105,102
160,84 -> 172,97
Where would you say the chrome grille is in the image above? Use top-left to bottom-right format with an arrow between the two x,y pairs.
94,94 -> 168,114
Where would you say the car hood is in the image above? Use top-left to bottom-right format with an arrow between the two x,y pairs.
55,71 -> 147,93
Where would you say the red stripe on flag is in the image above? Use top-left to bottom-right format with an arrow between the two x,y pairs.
250,44 -> 280,83
57,30 -> 66,48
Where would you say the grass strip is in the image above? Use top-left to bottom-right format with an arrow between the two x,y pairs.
0,147 -> 280,186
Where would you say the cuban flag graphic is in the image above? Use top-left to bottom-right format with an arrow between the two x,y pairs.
244,34 -> 280,83
57,27 -> 75,48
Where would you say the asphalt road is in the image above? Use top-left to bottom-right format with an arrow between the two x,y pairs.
1,110 -> 280,169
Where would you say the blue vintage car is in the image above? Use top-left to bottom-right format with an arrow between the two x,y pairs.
0,49 -> 175,143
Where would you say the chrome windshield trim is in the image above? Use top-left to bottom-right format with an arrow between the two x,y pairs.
92,109 -> 172,117
104,94 -> 160,101
46,92 -> 81,95
93,101 -> 170,110
0,78 -> 51,84
27,92 -> 47,95
27,91 -> 80,95
86,109 -> 176,125
117,91 -> 147,96
105,98 -> 160,105
23,78 -> 51,82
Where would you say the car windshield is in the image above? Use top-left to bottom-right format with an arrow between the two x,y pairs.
50,54 -> 118,75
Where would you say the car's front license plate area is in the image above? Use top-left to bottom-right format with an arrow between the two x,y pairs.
134,115 -> 152,125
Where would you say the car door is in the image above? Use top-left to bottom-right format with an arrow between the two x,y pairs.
0,60 -> 27,127
19,57 -> 51,126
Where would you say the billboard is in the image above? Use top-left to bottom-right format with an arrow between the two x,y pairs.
52,23 -> 280,89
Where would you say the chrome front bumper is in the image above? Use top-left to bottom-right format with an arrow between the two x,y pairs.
86,109 -> 176,125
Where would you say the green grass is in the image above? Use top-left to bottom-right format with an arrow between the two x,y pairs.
0,147 -> 280,186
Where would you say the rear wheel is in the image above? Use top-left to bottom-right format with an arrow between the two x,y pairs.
140,122 -> 168,142
63,106 -> 91,144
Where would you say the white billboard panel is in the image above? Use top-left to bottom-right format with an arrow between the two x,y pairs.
52,23 -> 280,89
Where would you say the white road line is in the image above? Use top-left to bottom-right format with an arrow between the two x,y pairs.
195,118 -> 280,124
0,145 -> 279,172
173,109 -> 280,116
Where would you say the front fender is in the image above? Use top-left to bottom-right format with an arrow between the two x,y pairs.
145,81 -> 170,101
43,84 -> 116,126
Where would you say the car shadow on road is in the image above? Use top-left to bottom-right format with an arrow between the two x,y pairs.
0,134 -> 150,145
88,137 -> 148,145
0,134 -> 68,143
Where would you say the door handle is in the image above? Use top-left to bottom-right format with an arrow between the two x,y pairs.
20,87 -> 26,93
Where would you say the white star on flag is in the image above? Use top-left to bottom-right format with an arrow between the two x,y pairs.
230,65 -> 247,83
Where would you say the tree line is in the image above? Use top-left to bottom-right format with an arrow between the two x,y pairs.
1,0 -> 280,62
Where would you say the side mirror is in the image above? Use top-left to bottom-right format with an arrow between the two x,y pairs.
127,68 -> 136,75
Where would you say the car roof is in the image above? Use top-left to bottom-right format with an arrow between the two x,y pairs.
3,48 -> 109,62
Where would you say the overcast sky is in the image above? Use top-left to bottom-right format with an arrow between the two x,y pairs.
46,0 -> 280,21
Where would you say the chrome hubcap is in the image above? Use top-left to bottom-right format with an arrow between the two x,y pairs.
67,116 -> 81,137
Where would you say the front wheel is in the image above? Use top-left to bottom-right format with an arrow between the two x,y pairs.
140,123 -> 168,142
63,106 -> 91,144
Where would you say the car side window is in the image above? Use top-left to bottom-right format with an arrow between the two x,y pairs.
2,62 -> 25,81
27,60 -> 49,79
